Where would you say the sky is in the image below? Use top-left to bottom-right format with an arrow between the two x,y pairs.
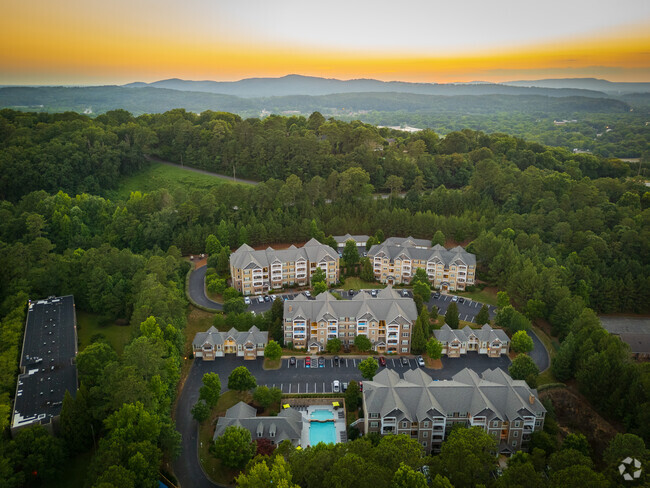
1,0 -> 649,85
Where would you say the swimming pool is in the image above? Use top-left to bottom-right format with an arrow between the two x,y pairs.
309,418 -> 336,445
310,409 -> 334,421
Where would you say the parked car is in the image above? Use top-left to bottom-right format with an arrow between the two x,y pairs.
371,289 -> 378,297
257,296 -> 264,304
305,357 -> 311,367
244,297 -> 251,305
358,381 -> 363,392
433,291 -> 441,299
417,356 -> 425,367
304,291 -> 311,297
283,296 -> 289,301
348,289 -> 354,296
378,356 -> 387,367
458,297 -> 465,303
271,294 -> 277,301
289,356 -> 296,366
402,289 -> 409,297
334,356 -> 340,366
342,382 -> 348,392
451,295 -> 459,302
318,357 -> 325,367
264,295 -> 271,302
401,356 -> 409,365
333,380 -> 340,393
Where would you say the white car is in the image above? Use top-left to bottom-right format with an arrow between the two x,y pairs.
417,356 -> 425,367
451,295 -> 459,302
333,380 -> 340,393
271,294 -> 277,301
244,297 -> 251,305
304,291 -> 311,297
258,296 -> 265,304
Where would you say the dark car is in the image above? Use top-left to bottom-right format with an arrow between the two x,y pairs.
433,291 -> 441,299
370,289 -> 378,297
358,381 -> 363,392
401,356 -> 409,366
289,356 -> 296,366
318,357 -> 325,367
342,382 -> 348,392
334,356 -> 340,366
378,356 -> 387,367
458,297 -> 465,303
348,289 -> 354,296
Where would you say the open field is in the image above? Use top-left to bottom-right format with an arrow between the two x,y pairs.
340,277 -> 386,290
105,162 -> 246,200
456,287 -> 498,306
76,310 -> 135,354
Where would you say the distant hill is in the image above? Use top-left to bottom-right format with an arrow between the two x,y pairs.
504,78 -> 650,95
123,74 -> 609,98
0,85 -> 630,117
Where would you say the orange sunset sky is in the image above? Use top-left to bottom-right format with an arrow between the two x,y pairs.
2,0 -> 649,85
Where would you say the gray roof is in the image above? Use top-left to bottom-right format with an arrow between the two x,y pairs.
383,236 -> 432,248
599,317 -> 650,336
369,242 -> 475,267
284,287 -> 418,324
213,401 -> 303,444
434,324 -> 509,345
333,234 -> 370,245
230,239 -> 338,270
193,326 -> 268,349
616,334 -> 650,354
363,367 -> 545,423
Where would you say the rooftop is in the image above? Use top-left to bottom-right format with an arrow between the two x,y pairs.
12,296 -> 78,430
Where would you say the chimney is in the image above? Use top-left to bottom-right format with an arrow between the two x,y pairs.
529,394 -> 535,405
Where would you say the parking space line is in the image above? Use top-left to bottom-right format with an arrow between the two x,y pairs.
305,383 -> 308,393
345,359 -> 349,367
314,382 -> 317,393
392,359 -> 397,367
323,382 -> 325,393
288,384 -> 291,393
464,314 -> 469,321
474,302 -> 479,308
471,315 -> 476,322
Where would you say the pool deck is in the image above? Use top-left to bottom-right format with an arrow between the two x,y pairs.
298,405 -> 347,447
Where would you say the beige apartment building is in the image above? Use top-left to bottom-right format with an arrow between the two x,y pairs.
363,367 -> 546,454
283,288 -> 417,353
230,239 -> 339,295
368,238 -> 476,291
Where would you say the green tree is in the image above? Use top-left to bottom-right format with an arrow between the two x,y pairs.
496,461 -> 545,488
603,433 -> 648,467
345,380 -> 361,411
511,330 -> 534,353
354,334 -> 372,352
391,462 -> 427,488
359,357 -> 379,380
76,341 -> 118,387
445,302 -> 459,329
224,297 -> 247,314
549,465 -> 609,488
7,425 -> 67,485
342,240 -> 360,268
199,372 -> 222,407
205,234 -> 222,256
413,267 -> 430,285
216,247 -> 231,275
228,366 -> 257,392
509,354 -> 539,382
431,230 -> 446,247
475,304 -> 490,325
430,474 -> 454,488
264,340 -> 282,361
548,448 -> 593,472
253,386 -> 282,409
426,337 -> 443,360
497,291 -> 510,309
430,425 -> 497,488
311,266 -> 326,284
326,338 -> 342,354
411,314 -> 426,354
562,433 -> 590,456
313,281 -> 328,296
59,386 -> 93,454
192,400 -> 210,422
213,426 -> 256,470
360,257 -> 375,282
551,332 -> 576,381
236,456 -> 300,488
412,280 -> 431,306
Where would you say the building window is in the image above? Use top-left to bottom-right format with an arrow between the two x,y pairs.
513,431 -> 519,437
492,421 -> 499,427
403,324 -> 409,329
512,441 -> 517,447
402,421 -> 408,428
402,332 -> 409,337
423,421 -> 429,427
423,431 -> 428,438
422,441 -> 427,447
370,413 -> 379,419
370,421 -> 378,428
535,420 -> 541,426
514,420 -> 520,427
401,348 -> 408,352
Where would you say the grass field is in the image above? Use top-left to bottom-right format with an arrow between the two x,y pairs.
106,162 -> 247,200
340,277 -> 385,290
456,287 -> 498,306
199,390 -> 252,485
76,311 -> 135,354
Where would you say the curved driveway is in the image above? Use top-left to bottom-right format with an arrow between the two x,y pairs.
528,329 -> 550,372
189,266 -> 222,311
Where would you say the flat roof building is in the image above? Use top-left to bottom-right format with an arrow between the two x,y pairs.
11,295 -> 78,435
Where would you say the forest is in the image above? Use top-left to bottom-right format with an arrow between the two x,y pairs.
0,108 -> 649,487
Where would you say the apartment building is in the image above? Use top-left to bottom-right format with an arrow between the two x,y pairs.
368,240 -> 475,290
192,326 -> 268,360
283,287 -> 417,353
434,324 -> 510,358
333,234 -> 370,252
363,367 -> 545,454
230,238 -> 339,295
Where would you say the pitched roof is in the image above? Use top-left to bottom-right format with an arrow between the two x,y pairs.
434,324 -> 509,345
230,240 -> 339,270
213,401 -> 303,443
284,286 -> 417,323
193,326 -> 268,349
333,234 -> 370,244
383,236 -> 432,248
369,241 -> 476,267
363,367 -> 545,423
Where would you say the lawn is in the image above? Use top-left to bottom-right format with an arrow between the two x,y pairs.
105,162 -> 248,200
340,277 -> 385,290
456,287 -> 498,306
199,390 -> 253,485
76,310 -> 135,355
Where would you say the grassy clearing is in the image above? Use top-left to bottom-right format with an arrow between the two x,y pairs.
263,358 -> 281,370
340,277 -> 385,290
106,162 -> 246,200
76,310 -> 135,355
457,287 -> 498,306
199,390 -> 252,485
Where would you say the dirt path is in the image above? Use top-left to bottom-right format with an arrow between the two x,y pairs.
144,154 -> 260,186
